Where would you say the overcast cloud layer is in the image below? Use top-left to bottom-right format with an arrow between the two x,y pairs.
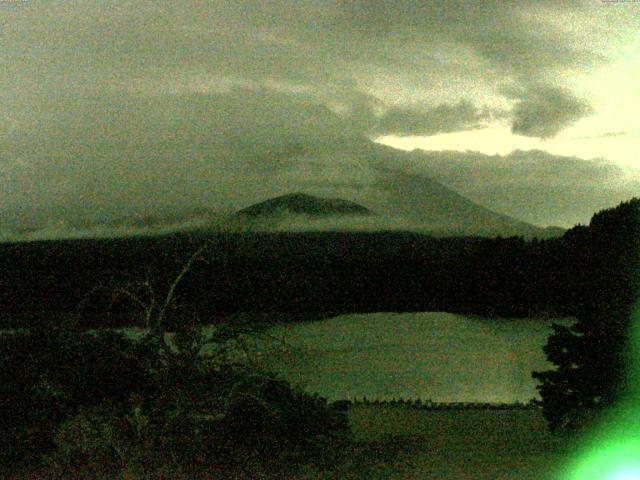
1,1 -> 638,235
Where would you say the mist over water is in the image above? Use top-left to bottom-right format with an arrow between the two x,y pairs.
260,312 -> 574,403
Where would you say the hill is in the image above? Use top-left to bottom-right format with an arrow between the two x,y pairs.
235,193 -> 374,218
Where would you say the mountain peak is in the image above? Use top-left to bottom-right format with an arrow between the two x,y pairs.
235,193 -> 374,218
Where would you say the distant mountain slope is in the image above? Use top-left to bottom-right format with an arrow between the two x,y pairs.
368,165 -> 563,238
0,140 -> 567,241
247,141 -> 566,239
235,193 -> 374,217
229,186 -> 561,238
401,148 -> 640,227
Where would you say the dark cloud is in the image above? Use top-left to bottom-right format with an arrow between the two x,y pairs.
1,2 -> 603,113
508,86 -> 592,138
374,101 -> 490,136
332,0 -> 598,81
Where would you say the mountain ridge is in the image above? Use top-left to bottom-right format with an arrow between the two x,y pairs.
235,192 -> 375,218
230,182 -> 564,239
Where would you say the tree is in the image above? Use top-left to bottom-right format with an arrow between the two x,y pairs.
1,239 -> 350,478
533,199 -> 640,432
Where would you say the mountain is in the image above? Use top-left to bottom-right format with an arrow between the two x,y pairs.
401,148 -> 640,227
229,185 -> 561,238
1,139 -> 568,241
235,193 -> 374,218
367,165 -> 563,238
228,141 -> 565,238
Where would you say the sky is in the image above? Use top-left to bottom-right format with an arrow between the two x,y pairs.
1,0 -> 639,234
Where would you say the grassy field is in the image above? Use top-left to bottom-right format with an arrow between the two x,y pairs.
313,405 -> 575,480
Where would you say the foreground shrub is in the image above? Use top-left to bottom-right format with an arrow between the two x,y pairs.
0,325 -> 150,467
2,246 -> 350,477
45,371 -> 348,478
1,322 -> 350,478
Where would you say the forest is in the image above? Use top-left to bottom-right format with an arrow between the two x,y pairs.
2,200 -> 636,330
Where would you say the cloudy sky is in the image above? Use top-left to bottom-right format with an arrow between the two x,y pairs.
1,0 -> 639,234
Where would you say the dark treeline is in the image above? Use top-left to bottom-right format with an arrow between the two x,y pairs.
534,198 -> 640,431
347,398 -> 538,410
0,200 -> 637,328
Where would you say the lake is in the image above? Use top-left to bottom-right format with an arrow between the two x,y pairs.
258,312 -> 574,403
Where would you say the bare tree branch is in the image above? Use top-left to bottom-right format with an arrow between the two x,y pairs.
152,242 -> 210,340
112,287 -> 149,313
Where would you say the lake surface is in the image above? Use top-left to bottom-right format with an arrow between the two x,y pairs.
259,312 -> 574,403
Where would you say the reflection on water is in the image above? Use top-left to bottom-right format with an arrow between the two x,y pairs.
259,312 -> 574,403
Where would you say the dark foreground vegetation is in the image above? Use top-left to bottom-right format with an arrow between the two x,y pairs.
0,321 -> 350,478
0,199 -> 638,477
533,198 -> 640,432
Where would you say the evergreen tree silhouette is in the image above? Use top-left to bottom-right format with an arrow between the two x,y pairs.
533,199 -> 640,431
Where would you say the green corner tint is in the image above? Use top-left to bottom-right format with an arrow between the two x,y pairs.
564,301 -> 640,479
